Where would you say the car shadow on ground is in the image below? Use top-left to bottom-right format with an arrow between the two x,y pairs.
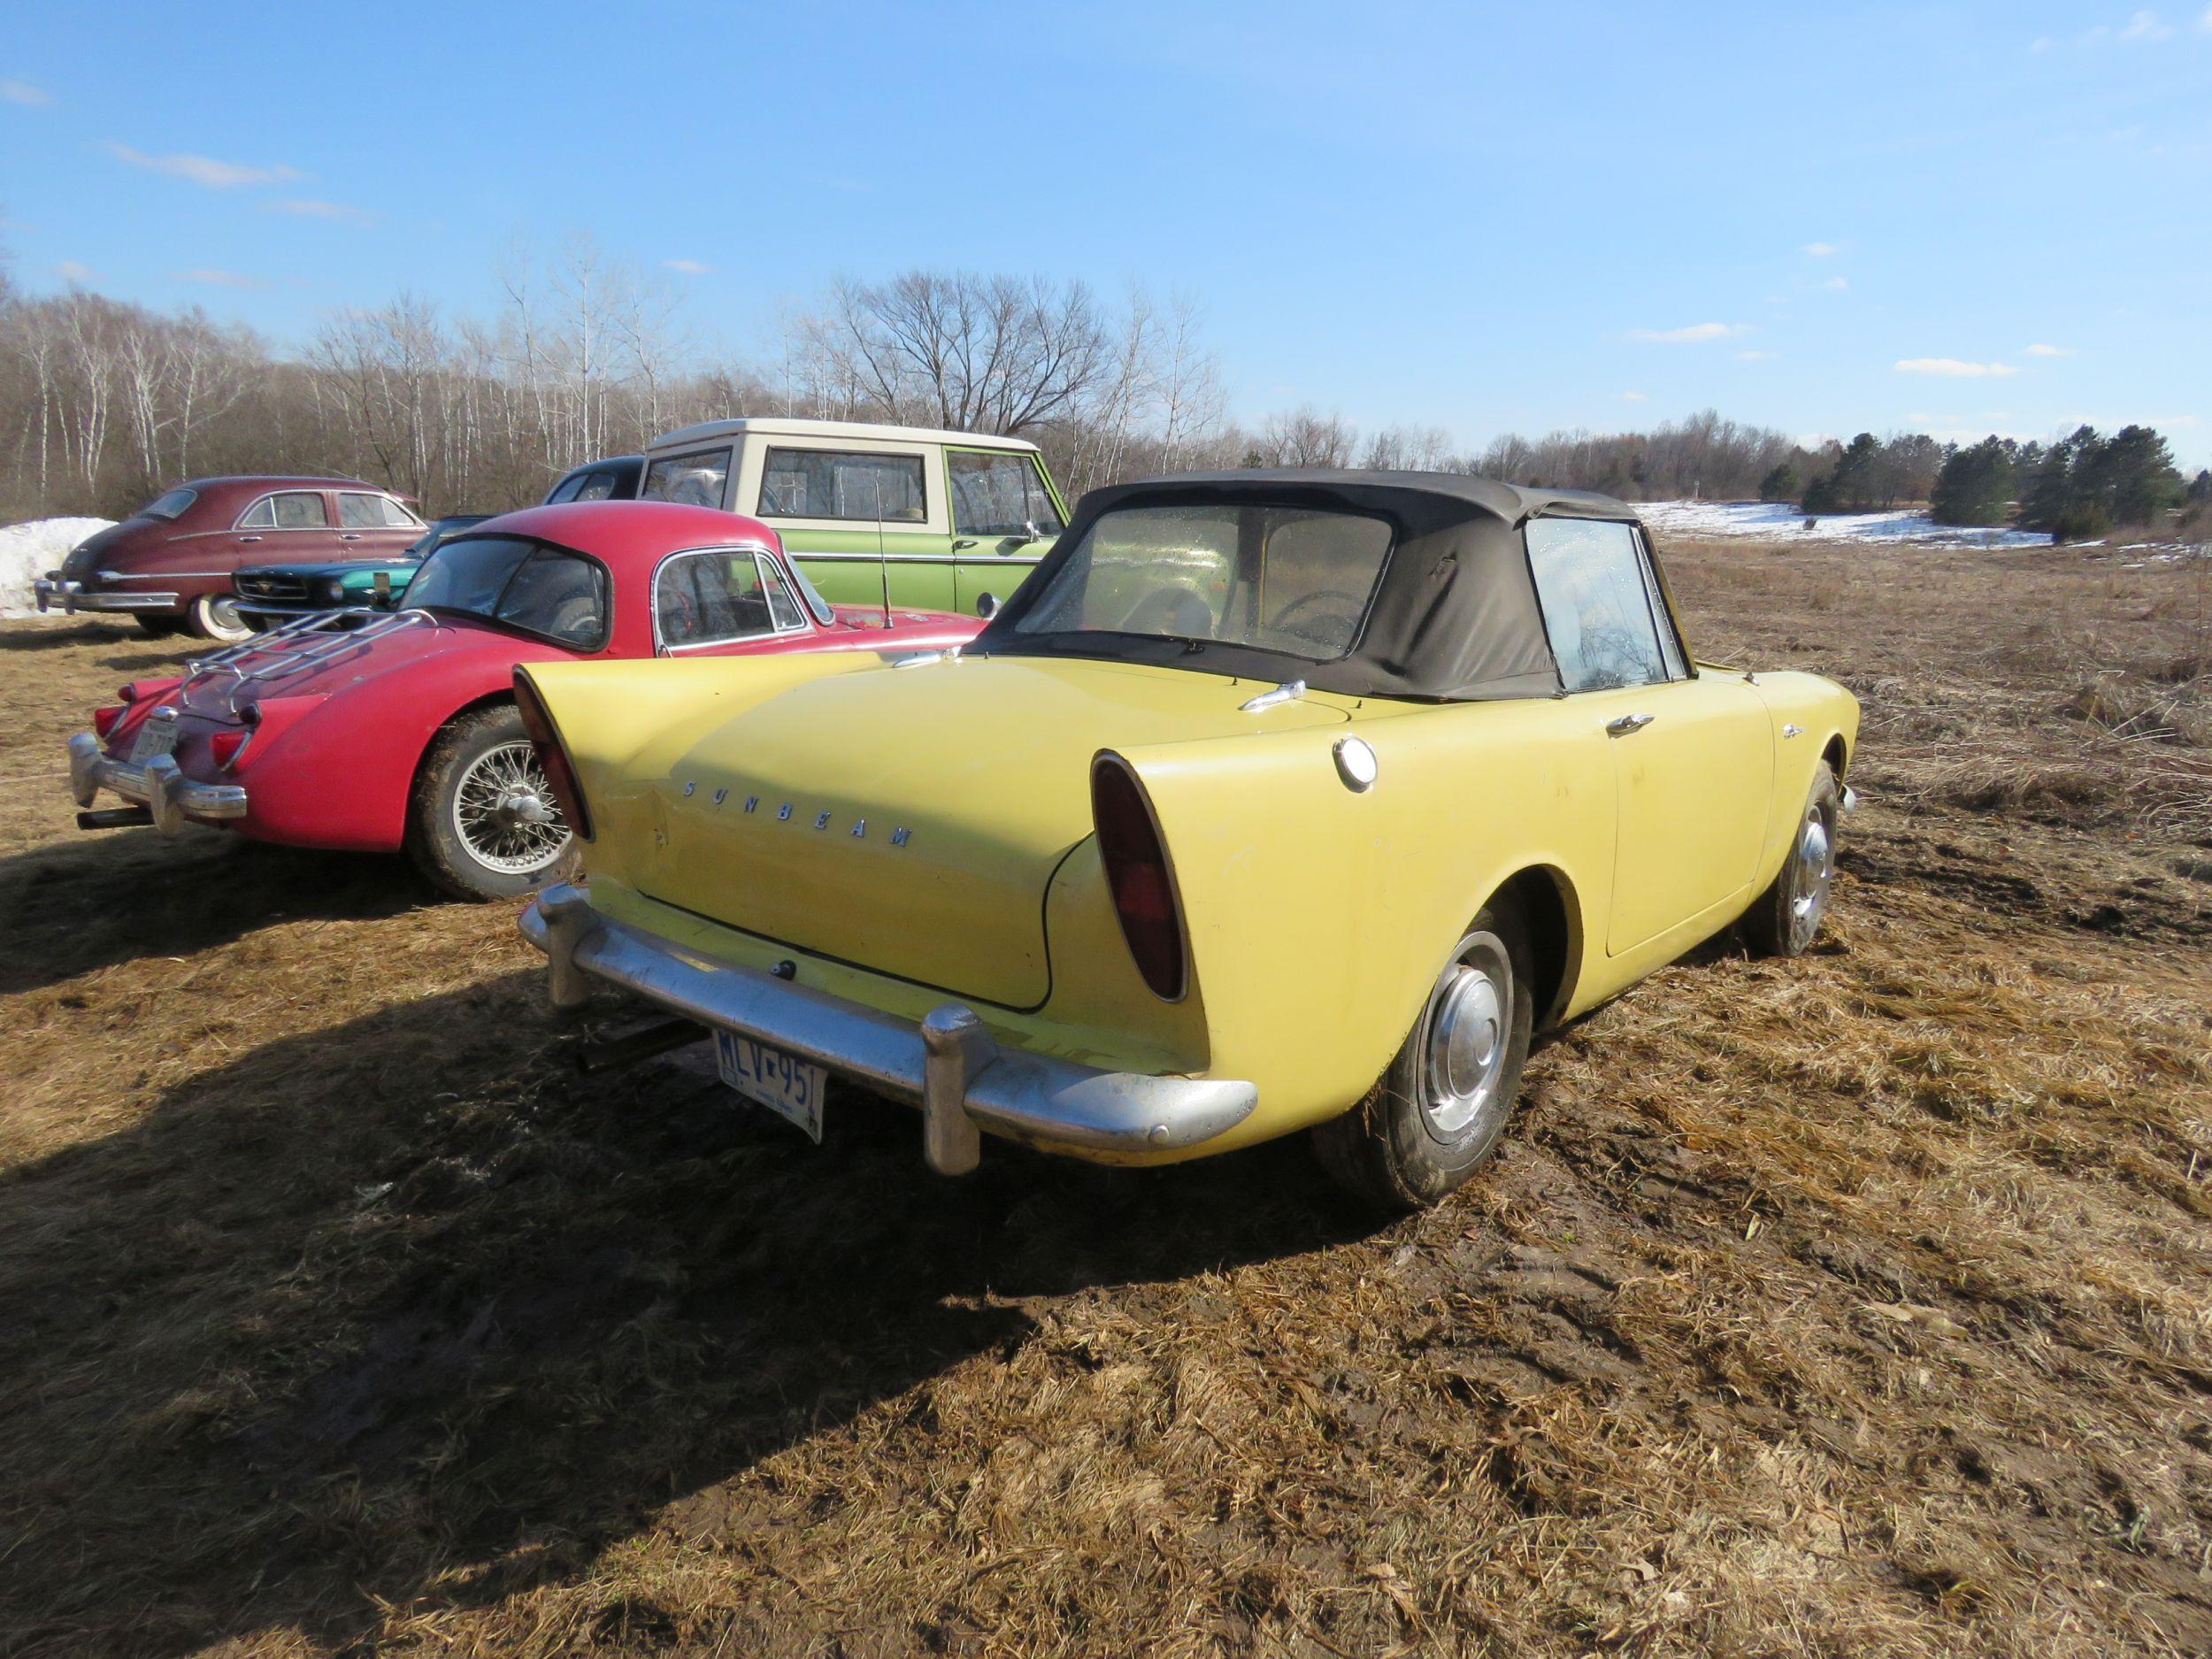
0,971 -> 1379,1655
0,829 -> 430,994
0,619 -> 151,652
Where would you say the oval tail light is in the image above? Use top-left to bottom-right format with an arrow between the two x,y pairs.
513,670 -> 593,841
91,705 -> 126,739
210,729 -> 252,771
1091,754 -> 1187,1001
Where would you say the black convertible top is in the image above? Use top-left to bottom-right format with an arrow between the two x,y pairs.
974,469 -> 1659,702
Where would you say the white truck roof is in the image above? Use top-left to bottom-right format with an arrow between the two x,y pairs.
646,417 -> 1041,454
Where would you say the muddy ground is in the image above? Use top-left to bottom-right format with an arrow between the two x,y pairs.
0,534 -> 2207,1657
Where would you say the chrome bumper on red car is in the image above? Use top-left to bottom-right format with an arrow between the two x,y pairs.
36,577 -> 180,613
66,732 -> 247,832
518,882 -> 1257,1175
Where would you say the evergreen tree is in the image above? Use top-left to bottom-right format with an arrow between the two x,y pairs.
1929,437 -> 2016,527
1801,470 -> 1839,513
2187,469 -> 2212,504
1758,461 -> 1801,502
2085,425 -> 2184,524
1803,434 -> 1879,512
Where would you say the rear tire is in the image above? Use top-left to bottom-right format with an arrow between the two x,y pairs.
188,592 -> 254,643
1313,901 -> 1536,1210
1741,762 -> 1841,957
134,615 -> 188,639
405,703 -> 578,902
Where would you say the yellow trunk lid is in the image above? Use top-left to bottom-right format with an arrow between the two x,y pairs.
637,656 -> 1351,1009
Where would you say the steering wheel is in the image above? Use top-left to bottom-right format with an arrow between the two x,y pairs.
1267,588 -> 1363,648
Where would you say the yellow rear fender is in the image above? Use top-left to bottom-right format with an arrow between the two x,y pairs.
1744,670 -> 1862,887
519,653 -> 881,885
1108,697 -> 1615,1148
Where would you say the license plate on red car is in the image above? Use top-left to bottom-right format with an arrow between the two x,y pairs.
714,1030 -> 826,1142
128,716 -> 178,764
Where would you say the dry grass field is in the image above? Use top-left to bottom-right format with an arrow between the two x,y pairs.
1,533 -> 2208,1658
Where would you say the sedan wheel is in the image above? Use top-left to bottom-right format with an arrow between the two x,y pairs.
189,592 -> 255,643
1743,760 -> 1844,958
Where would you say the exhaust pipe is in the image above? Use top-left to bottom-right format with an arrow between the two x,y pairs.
77,805 -> 155,830
573,1016 -> 709,1075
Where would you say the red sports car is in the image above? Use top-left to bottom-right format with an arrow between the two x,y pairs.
65,502 -> 984,898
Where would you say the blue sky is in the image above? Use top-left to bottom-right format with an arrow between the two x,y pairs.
4,1 -> 2208,467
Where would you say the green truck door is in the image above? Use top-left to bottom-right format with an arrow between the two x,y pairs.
755,445 -> 956,612
947,449 -> 1064,615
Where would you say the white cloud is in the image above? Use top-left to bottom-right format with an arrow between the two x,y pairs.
1736,349 -> 1778,361
173,267 -> 265,289
2120,9 -> 2173,40
1619,390 -> 1649,403
1895,357 -> 2020,378
662,257 -> 714,274
105,142 -> 303,188
2,79 -> 52,106
1821,275 -> 1849,291
263,197 -> 373,225
1628,321 -> 1750,343
1802,241 -> 1838,257
2024,342 -> 2071,357
54,259 -> 92,282
2030,33 -> 2053,50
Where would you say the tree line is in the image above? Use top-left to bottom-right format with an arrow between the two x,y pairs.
2,242 -> 2202,541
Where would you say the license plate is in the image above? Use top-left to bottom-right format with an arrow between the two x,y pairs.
714,1030 -> 826,1142
128,717 -> 179,764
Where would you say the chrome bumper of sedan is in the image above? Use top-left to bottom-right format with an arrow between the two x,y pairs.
519,882 -> 1258,1175
66,732 -> 248,832
36,577 -> 179,614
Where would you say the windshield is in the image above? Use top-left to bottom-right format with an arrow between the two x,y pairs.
401,534 -> 609,648
140,487 -> 196,521
1008,503 -> 1393,659
785,553 -> 835,625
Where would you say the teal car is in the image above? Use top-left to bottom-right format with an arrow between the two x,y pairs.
232,515 -> 492,630
634,419 -> 1068,618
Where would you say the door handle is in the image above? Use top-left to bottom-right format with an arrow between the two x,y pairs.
1606,712 -> 1655,736
339,533 -> 362,541
236,534 -> 262,542
951,538 -> 978,551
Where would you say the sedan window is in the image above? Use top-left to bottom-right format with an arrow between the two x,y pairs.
340,492 -> 421,528
572,471 -> 618,502
141,487 -> 197,520
238,491 -> 330,530
1525,518 -> 1673,692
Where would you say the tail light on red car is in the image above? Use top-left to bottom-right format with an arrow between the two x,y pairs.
91,704 -> 126,739
1090,753 -> 1187,1002
513,670 -> 593,841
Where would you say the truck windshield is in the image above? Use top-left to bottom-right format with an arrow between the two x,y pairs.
402,534 -> 610,649
1008,503 -> 1393,660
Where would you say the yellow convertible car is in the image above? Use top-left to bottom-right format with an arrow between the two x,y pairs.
517,472 -> 1858,1207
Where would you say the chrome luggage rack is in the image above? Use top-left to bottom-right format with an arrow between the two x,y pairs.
180,608 -> 431,714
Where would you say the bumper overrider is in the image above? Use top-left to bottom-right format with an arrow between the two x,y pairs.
66,732 -> 247,832
518,883 -> 1258,1175
35,577 -> 179,614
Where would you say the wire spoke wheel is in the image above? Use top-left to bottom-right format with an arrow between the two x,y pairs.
449,740 -> 568,874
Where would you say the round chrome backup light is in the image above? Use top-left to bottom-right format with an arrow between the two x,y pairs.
1333,735 -> 1379,793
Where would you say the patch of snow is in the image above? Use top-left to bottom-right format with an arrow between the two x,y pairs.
0,518 -> 114,618
1634,500 -> 2053,549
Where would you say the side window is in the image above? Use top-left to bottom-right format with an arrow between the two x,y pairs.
545,472 -> 587,504
495,549 -> 608,647
758,448 -> 926,522
340,492 -> 419,528
760,557 -> 805,631
656,550 -> 778,648
1634,528 -> 1688,680
237,496 -> 278,530
273,491 -> 330,529
949,451 -> 1064,537
1525,518 -> 1672,693
572,472 -> 617,502
640,448 -> 732,508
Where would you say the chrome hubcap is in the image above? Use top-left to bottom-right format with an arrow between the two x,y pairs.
1420,938 -> 1513,1140
452,741 -> 569,873
1790,807 -> 1834,949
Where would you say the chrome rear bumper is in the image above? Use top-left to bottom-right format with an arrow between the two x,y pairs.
518,883 -> 1257,1174
66,732 -> 248,832
36,577 -> 179,614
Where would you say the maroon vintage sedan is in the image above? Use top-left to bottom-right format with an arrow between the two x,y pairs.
35,475 -> 424,642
